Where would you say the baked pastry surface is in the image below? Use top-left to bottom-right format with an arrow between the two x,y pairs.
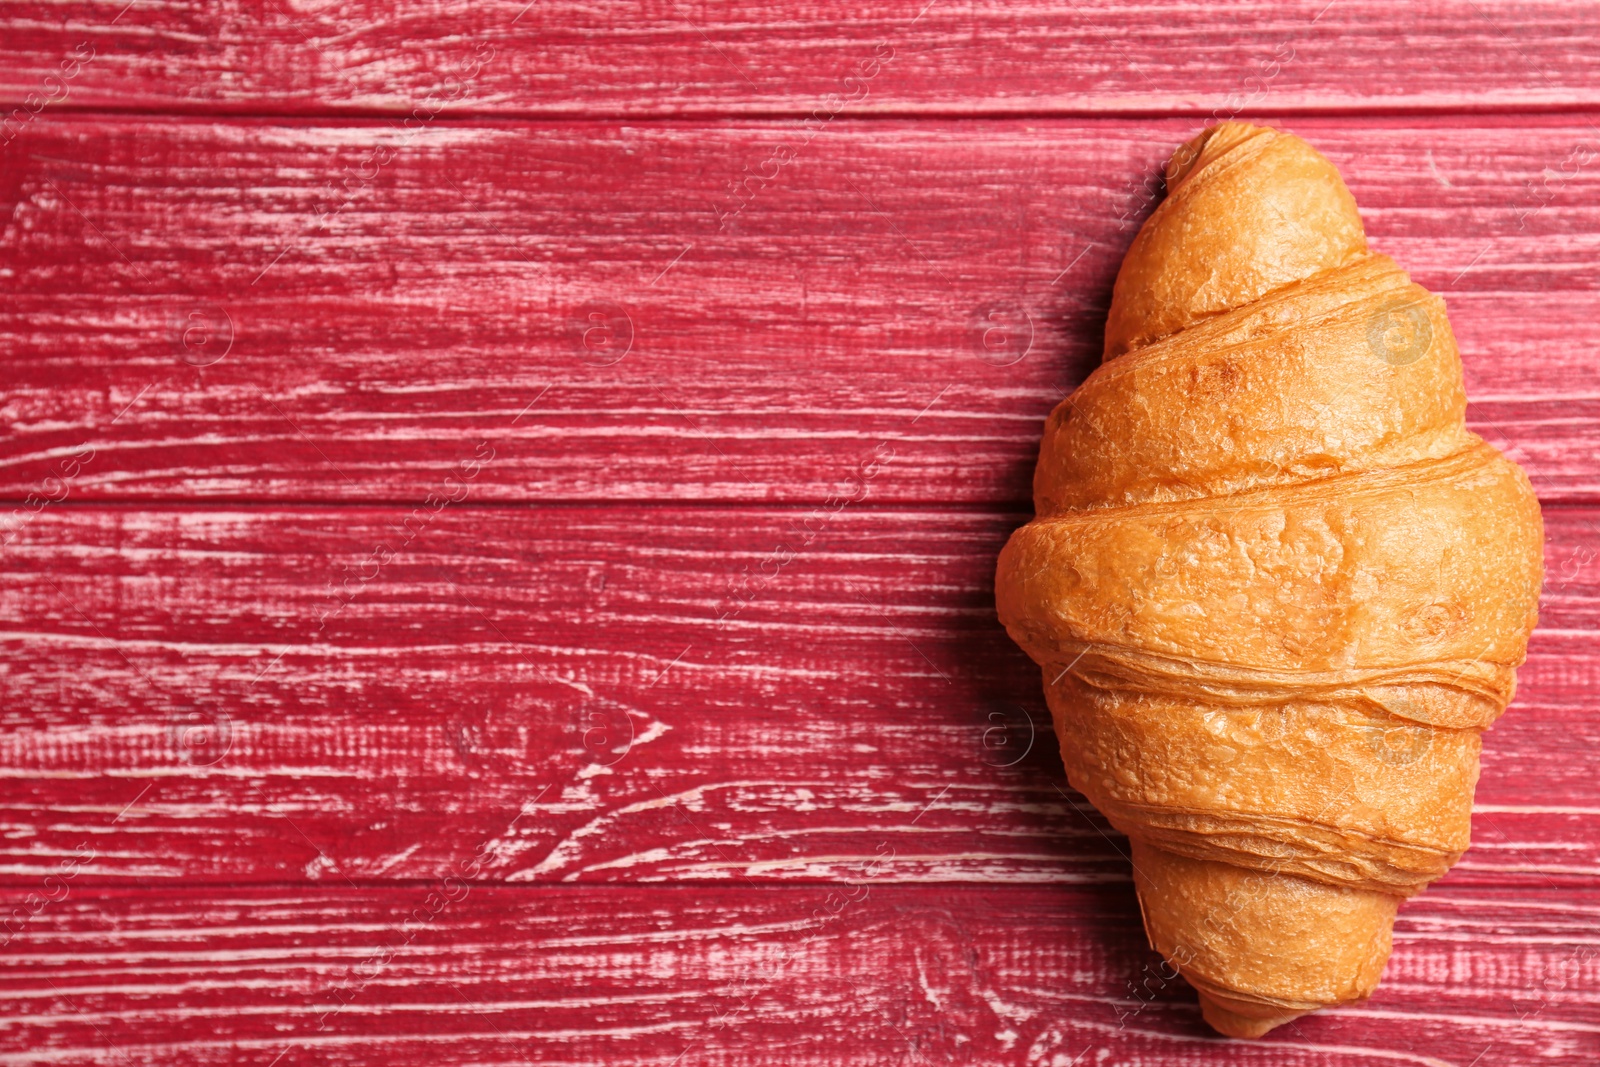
995,121 -> 1544,1038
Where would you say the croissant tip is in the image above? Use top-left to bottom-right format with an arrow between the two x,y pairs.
1196,992 -> 1309,1039
1164,120 -> 1275,189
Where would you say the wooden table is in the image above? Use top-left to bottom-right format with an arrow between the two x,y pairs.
1,3 -> 1596,1063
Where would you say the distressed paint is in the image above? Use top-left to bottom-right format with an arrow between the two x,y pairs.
0,505 -> 1594,886
2,118 -> 1599,502
1,1 -> 1599,116
1,6 -> 1597,1062
0,885 -> 1595,1065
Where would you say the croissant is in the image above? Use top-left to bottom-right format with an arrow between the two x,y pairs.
995,122 -> 1543,1038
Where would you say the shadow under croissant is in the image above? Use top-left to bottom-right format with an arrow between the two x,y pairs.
963,159 -> 1275,1039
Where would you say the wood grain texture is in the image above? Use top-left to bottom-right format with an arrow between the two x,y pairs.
1,1 -> 1599,117
0,883 -> 1594,1066
3,3 -> 1598,1055
4,116 -> 1599,504
2,503 -> 1594,885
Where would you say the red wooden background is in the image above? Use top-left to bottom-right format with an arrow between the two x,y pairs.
2,2 -> 1597,1064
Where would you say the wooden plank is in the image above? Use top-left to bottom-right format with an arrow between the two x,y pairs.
2,1 -> 1599,119
0,883 -> 1593,1065
2,503 -> 1594,884
4,116 -> 1600,504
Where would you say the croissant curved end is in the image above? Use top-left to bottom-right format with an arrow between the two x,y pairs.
1103,121 -> 1370,361
996,122 -> 1544,1038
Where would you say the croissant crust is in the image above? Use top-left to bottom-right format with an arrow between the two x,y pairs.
995,122 -> 1543,1038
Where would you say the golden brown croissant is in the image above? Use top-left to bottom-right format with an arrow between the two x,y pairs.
995,121 -> 1543,1038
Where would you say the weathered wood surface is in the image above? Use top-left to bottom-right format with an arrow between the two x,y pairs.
2,504 -> 1594,885
4,3 -> 1598,1060
0,884 -> 1594,1066
3,116 -> 1600,504
2,1 -> 1600,117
